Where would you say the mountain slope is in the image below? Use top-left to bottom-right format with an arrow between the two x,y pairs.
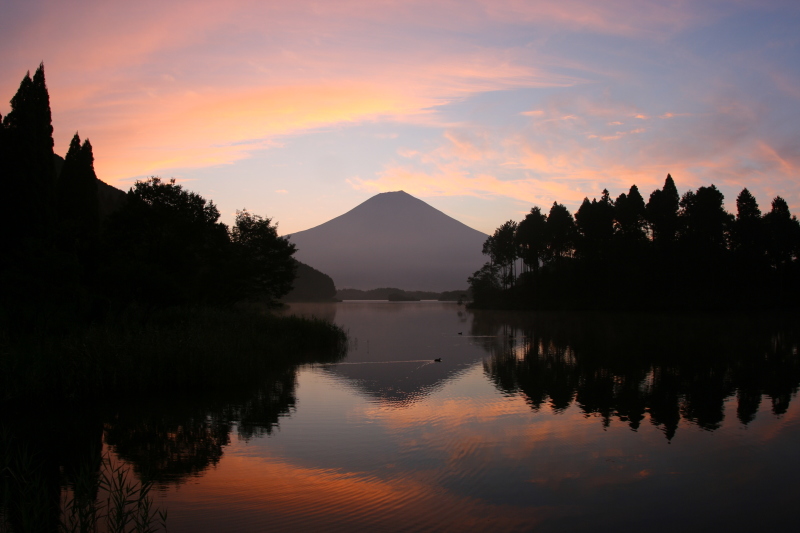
287,191 -> 487,291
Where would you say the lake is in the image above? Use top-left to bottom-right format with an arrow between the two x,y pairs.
5,302 -> 800,531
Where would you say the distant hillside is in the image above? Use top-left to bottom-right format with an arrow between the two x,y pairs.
97,178 -> 127,218
283,261 -> 337,302
336,287 -> 468,301
288,191 -> 487,292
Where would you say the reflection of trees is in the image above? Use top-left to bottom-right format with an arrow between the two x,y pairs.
105,367 -> 298,485
476,311 -> 800,440
1,413 -> 104,532
2,358 -> 329,525
104,411 -> 232,485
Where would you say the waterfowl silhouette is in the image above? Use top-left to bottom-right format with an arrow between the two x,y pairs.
457,332 -> 462,335
434,358 -> 442,362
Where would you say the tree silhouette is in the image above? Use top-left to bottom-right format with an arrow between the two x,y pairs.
646,174 -> 680,247
763,196 -> 800,304
614,184 -> 647,240
732,188 -> 763,252
515,206 -> 547,275
545,202 -> 576,267
230,209 -> 297,303
679,185 -> 732,251
472,171 -> 799,311
764,196 -> 800,270
102,177 -> 233,307
575,191 -> 615,261
467,262 -> 501,308
1,63 -> 55,245
56,133 -> 100,261
483,220 -> 518,289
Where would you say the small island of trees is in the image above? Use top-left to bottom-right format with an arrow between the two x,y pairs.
470,175 -> 800,311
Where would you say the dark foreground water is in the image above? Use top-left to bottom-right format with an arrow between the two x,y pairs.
5,302 -> 800,532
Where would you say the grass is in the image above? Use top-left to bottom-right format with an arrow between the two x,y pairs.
0,303 -> 347,407
1,430 -> 167,533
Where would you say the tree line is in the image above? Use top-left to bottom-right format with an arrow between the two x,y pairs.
470,175 -> 800,310
0,64 -> 297,332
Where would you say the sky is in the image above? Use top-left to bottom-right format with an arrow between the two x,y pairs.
2,0 -> 799,235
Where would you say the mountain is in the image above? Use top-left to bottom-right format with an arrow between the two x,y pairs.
287,191 -> 488,291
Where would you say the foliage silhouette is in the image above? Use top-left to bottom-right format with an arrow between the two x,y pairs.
470,174 -> 800,311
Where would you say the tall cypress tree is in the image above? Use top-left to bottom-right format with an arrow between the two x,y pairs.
56,133 -> 99,253
1,63 -> 56,245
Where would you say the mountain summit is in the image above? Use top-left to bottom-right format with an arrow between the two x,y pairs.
288,191 -> 488,291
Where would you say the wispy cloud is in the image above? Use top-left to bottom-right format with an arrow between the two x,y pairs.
2,0 -> 798,224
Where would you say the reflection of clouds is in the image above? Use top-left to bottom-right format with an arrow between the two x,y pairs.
167,450 -> 554,530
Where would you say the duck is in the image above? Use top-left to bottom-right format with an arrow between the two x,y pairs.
434,358 -> 442,362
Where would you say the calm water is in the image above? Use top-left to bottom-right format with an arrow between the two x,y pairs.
8,303 -> 800,532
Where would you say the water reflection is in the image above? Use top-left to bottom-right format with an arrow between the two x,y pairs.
475,311 -> 800,439
1,359 -> 332,529
5,305 -> 800,532
288,302 -> 478,408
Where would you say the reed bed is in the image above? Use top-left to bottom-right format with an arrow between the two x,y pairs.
0,305 -> 347,407
1,431 -> 167,533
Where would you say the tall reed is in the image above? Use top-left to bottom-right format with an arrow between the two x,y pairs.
1,431 -> 167,533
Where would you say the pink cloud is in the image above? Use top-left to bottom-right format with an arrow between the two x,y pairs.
350,84 -> 800,218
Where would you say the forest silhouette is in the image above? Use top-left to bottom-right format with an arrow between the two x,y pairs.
471,176 -> 800,310
0,65 -> 298,321
0,64 -> 346,408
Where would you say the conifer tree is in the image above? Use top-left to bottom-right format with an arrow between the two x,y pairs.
1,63 -> 55,244
545,202 -> 576,266
56,133 -> 100,251
646,174 -> 680,246
515,206 -> 547,275
764,196 -> 800,270
731,188 -> 764,254
575,191 -> 614,260
615,184 -> 646,239
678,185 -> 731,251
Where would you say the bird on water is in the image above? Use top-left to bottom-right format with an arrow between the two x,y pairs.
434,358 -> 442,362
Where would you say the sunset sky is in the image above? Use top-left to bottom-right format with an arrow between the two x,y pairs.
2,0 -> 799,234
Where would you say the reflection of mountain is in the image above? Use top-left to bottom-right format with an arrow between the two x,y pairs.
474,311 -> 800,440
321,357 -> 478,408
293,302 -> 478,407
288,191 -> 487,291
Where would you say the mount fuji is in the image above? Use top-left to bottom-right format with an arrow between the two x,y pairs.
287,191 -> 488,291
